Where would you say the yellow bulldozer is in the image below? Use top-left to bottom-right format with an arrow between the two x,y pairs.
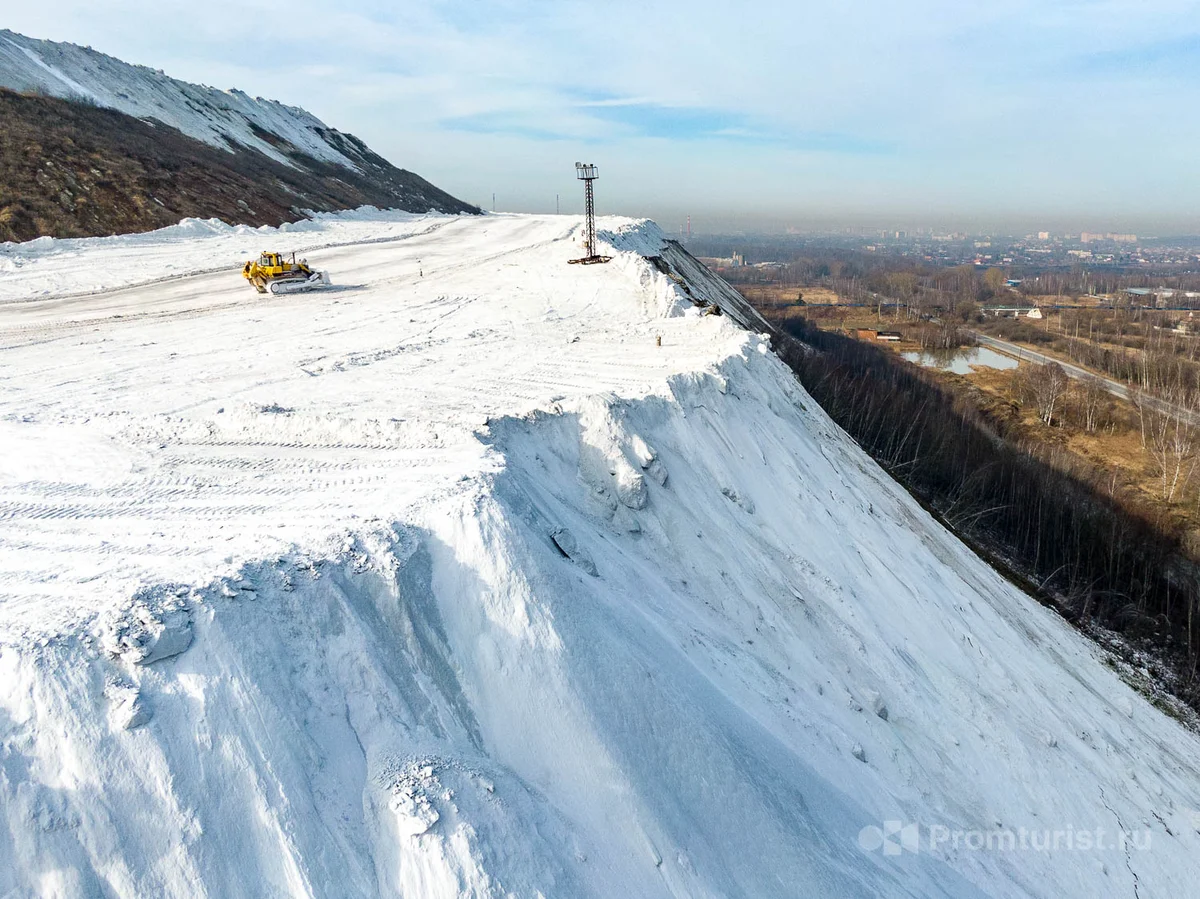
242,251 -> 331,295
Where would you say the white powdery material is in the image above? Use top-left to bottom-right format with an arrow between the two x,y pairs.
0,207 -> 442,301
0,213 -> 1198,899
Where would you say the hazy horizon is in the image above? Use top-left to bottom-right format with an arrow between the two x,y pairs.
7,2 -> 1200,235
623,211 -> 1200,240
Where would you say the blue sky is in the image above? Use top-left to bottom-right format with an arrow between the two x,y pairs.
8,1 -> 1200,232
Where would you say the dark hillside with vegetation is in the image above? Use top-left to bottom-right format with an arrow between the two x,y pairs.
0,88 -> 477,243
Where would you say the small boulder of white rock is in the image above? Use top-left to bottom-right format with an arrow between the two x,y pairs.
867,690 -> 889,721
102,598 -> 194,666
550,527 -> 599,577
612,459 -> 648,510
630,435 -> 657,469
720,485 -> 755,514
104,681 -> 150,730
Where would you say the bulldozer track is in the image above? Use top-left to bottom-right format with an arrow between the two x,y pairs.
0,218 -> 464,344
0,299 -> 250,344
0,216 -> 455,307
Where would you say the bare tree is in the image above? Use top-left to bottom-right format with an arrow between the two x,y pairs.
983,267 -> 1006,296
1024,362 -> 1069,426
1076,376 -> 1108,433
1137,388 -> 1200,502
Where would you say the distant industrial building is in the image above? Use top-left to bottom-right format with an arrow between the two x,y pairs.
1080,232 -> 1137,244
854,329 -> 902,342
696,251 -> 746,269
982,305 -> 1038,317
1123,288 -> 1200,307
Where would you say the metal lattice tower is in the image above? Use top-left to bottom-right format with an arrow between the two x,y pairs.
571,163 -> 610,265
576,162 -> 597,257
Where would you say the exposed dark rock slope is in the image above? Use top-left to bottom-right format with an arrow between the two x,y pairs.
0,30 -> 478,242
0,89 -> 476,242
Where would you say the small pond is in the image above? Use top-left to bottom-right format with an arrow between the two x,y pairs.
902,346 -> 1018,375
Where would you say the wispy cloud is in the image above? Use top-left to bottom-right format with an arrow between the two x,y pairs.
442,88 -> 892,153
581,102 -> 761,141
6,0 -> 1200,228
441,111 -> 573,143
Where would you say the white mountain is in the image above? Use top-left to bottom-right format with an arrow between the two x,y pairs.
0,212 -> 1197,897
0,29 -> 368,171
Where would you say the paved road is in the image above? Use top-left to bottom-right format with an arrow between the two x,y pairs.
969,331 -> 1200,427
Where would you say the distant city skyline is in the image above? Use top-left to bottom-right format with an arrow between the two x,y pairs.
7,1 -> 1200,233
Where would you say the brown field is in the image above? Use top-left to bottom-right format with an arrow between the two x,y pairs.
739,284 -> 842,306
956,359 -> 1199,544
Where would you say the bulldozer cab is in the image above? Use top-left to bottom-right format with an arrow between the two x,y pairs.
256,252 -> 301,273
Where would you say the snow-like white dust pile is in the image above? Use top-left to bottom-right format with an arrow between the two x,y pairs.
1,212 -> 1198,898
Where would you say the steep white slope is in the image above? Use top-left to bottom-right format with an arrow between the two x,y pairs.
1,213 -> 1199,897
0,29 -> 364,170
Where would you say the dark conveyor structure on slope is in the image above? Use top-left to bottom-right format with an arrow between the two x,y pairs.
569,162 -> 612,265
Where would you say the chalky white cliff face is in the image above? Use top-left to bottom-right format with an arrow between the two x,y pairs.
1,211 -> 1198,898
